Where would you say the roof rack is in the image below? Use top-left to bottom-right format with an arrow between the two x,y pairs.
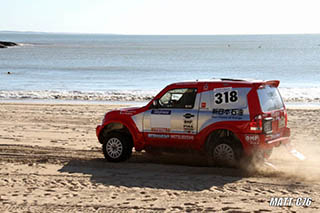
220,78 -> 245,81
212,78 -> 246,81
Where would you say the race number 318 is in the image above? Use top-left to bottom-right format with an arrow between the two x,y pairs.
214,90 -> 238,104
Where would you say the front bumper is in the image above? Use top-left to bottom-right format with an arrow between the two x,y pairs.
96,125 -> 102,139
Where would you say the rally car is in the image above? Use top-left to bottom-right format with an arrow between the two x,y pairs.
96,78 -> 299,166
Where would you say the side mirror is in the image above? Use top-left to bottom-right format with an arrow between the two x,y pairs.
152,99 -> 159,108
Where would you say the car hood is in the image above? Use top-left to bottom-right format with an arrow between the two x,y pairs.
120,107 -> 140,112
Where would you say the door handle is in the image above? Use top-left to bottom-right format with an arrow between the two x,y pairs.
183,113 -> 194,119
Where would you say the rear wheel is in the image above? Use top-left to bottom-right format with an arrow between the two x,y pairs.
207,138 -> 242,167
102,132 -> 132,162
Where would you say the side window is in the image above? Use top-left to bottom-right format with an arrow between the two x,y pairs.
159,88 -> 197,109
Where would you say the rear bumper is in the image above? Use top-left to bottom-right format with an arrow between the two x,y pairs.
240,127 -> 290,154
266,136 -> 289,145
264,127 -> 290,146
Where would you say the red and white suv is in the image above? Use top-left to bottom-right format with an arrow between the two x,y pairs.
96,79 -> 291,165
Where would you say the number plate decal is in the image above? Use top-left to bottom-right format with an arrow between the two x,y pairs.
214,90 -> 238,105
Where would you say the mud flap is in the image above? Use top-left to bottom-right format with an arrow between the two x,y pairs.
284,144 -> 306,160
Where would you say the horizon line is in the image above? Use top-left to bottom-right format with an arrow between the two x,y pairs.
1,30 -> 320,37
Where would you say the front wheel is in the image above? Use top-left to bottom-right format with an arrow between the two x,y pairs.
102,132 -> 132,162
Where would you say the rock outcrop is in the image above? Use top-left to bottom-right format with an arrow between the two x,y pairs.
0,41 -> 18,47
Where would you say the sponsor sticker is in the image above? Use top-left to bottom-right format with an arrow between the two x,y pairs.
148,134 -> 170,139
212,108 -> 244,120
147,134 -> 194,140
151,109 -> 171,115
212,108 -> 244,116
183,119 -> 194,131
213,87 -> 232,92
150,110 -> 171,129
171,135 -> 194,140
151,128 -> 170,133
245,134 -> 260,144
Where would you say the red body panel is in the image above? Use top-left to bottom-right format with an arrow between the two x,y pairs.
96,79 -> 290,156
96,106 -> 147,151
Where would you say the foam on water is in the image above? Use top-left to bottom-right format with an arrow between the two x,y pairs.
0,87 -> 319,104
0,90 -> 156,102
279,87 -> 320,103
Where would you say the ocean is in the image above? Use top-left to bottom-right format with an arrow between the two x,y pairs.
0,32 -> 319,105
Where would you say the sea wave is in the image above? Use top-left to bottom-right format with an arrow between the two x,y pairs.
0,88 -> 319,103
279,87 -> 320,103
0,90 -> 156,102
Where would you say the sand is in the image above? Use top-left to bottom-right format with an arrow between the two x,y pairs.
0,102 -> 319,212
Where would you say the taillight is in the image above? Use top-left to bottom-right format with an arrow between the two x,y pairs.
249,115 -> 273,134
249,115 -> 263,133
284,110 -> 288,126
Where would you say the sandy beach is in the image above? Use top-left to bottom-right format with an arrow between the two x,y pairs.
0,102 -> 319,212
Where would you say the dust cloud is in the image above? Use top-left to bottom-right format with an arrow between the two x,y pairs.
249,140 -> 320,183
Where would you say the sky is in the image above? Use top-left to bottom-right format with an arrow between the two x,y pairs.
1,0 -> 320,35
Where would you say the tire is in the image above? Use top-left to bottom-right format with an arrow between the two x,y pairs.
102,132 -> 132,162
207,138 -> 242,167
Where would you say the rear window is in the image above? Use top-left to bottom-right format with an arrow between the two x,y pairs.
257,86 -> 284,112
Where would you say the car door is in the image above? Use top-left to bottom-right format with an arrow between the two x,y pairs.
143,88 -> 199,148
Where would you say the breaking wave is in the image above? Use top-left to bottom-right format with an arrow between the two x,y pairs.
0,90 -> 156,102
279,87 -> 320,103
0,87 -> 319,103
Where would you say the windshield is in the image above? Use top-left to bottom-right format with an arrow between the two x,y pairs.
257,86 -> 284,112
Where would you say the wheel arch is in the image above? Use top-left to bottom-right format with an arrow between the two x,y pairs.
201,125 -> 244,153
98,121 -> 134,147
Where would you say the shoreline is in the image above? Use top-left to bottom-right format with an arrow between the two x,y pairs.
0,99 -> 148,106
